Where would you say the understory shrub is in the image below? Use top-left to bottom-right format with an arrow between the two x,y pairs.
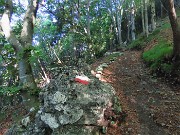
0,86 -> 21,95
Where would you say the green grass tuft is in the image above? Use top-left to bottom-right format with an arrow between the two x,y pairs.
160,23 -> 171,29
143,41 -> 173,73
128,36 -> 146,50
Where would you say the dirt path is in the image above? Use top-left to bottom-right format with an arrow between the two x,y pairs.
92,50 -> 180,135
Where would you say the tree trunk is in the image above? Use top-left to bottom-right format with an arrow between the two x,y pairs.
167,0 -> 180,61
150,0 -> 156,31
18,51 -> 36,88
116,7 -> 122,45
116,0 -> 125,46
161,0 -> 180,66
144,0 -> 149,37
1,0 -> 39,89
109,0 -> 118,46
141,0 -> 145,34
86,0 -> 91,36
127,10 -> 131,42
131,0 -> 136,41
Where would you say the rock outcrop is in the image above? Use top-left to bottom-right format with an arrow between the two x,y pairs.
5,65 -> 116,135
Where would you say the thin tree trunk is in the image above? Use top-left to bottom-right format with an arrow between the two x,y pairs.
38,59 -> 50,83
116,8 -> 122,45
150,0 -> 156,31
50,46 -> 62,64
108,0 -> 118,46
87,0 -> 91,36
127,10 -> 131,42
109,0 -> 118,46
116,0 -> 125,45
141,0 -> 145,34
144,0 -> 149,37
131,0 -> 136,41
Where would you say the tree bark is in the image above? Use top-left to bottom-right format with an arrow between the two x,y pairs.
150,0 -> 156,31
86,0 -> 91,36
108,0 -> 118,46
141,0 -> 145,34
131,0 -> 136,41
116,0 -> 125,45
144,0 -> 149,37
1,0 -> 39,89
161,0 -> 180,65
127,10 -> 131,42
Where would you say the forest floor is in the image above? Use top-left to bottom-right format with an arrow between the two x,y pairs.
91,49 -> 180,135
1,48 -> 179,135
0,21 -> 180,135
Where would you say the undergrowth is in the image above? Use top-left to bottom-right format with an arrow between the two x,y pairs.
128,29 -> 161,50
128,18 -> 174,74
0,86 -> 22,95
143,40 -> 173,73
0,85 -> 40,96
128,19 -> 171,50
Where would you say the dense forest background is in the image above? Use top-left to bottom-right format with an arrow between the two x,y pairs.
0,0 -> 180,92
0,0 -> 180,135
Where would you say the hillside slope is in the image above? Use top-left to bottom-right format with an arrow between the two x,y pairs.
92,51 -> 179,135
91,18 -> 180,135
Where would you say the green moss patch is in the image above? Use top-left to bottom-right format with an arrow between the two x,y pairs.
143,40 -> 173,73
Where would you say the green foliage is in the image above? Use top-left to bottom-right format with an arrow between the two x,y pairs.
0,44 -> 18,85
146,29 -> 161,42
29,46 -> 49,63
143,41 -> 173,73
0,86 -> 21,95
128,36 -> 146,50
113,96 -> 122,114
12,21 -> 23,39
128,29 -> 161,50
161,63 -> 173,73
29,87 -> 41,96
59,33 -> 75,57
160,23 -> 171,30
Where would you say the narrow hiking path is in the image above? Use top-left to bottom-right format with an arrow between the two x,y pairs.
92,50 -> 180,135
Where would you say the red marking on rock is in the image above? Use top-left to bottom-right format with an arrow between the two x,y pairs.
75,78 -> 89,85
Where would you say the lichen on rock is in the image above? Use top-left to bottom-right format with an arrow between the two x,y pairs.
41,113 -> 59,129
50,91 -> 67,105
5,65 -> 116,135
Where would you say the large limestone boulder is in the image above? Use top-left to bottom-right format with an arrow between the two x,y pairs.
5,65 -> 116,135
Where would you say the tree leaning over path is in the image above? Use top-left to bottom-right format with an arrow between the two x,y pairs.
161,0 -> 180,66
1,0 -> 39,89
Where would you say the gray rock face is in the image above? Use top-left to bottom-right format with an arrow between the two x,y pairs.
6,65 -> 115,135
40,113 -> 59,129
21,116 -> 31,127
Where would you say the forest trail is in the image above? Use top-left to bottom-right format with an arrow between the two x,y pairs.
92,50 -> 180,135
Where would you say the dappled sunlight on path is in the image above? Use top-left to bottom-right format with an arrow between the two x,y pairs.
92,50 -> 180,135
